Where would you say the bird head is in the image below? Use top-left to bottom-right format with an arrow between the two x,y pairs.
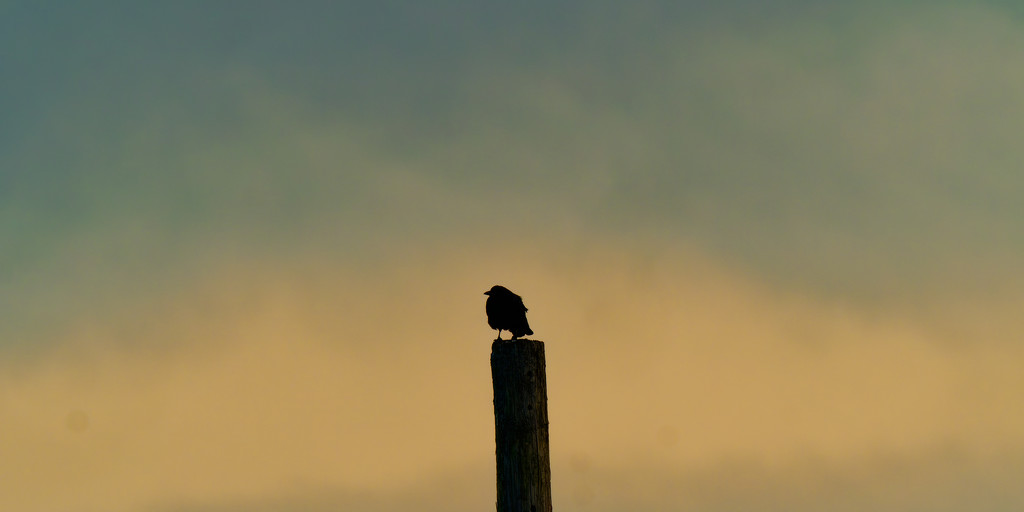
484,285 -> 509,296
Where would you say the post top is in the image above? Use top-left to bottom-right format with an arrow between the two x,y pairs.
491,338 -> 543,347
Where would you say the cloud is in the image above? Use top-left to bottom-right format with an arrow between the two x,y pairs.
397,1 -> 1024,293
150,447 -> 1024,512
2,240 -> 1024,511
5,2 -> 1024,511
6,2 -> 1024,318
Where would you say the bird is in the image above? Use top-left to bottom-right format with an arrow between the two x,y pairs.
484,285 -> 534,340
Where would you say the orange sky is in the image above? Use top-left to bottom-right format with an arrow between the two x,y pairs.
4,242 -> 1024,511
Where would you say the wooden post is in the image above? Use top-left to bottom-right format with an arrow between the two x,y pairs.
491,338 -> 552,512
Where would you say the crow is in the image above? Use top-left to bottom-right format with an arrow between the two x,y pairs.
484,285 -> 534,340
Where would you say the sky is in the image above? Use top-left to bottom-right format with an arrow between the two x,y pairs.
3,1 -> 1024,511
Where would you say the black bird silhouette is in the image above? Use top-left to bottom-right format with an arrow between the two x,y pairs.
484,285 -> 534,340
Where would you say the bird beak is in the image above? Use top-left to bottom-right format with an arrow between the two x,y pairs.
483,291 -> 489,295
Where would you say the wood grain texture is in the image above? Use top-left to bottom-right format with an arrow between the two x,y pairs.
491,338 -> 552,512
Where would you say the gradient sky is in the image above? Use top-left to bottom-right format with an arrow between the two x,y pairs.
4,2 -> 1024,511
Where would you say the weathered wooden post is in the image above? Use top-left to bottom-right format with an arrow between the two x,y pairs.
491,338 -> 552,512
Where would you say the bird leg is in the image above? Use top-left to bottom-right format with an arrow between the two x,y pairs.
496,329 -> 503,341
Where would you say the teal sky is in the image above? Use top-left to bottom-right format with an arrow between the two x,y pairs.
4,2 -> 1024,511
6,2 -> 1024,302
